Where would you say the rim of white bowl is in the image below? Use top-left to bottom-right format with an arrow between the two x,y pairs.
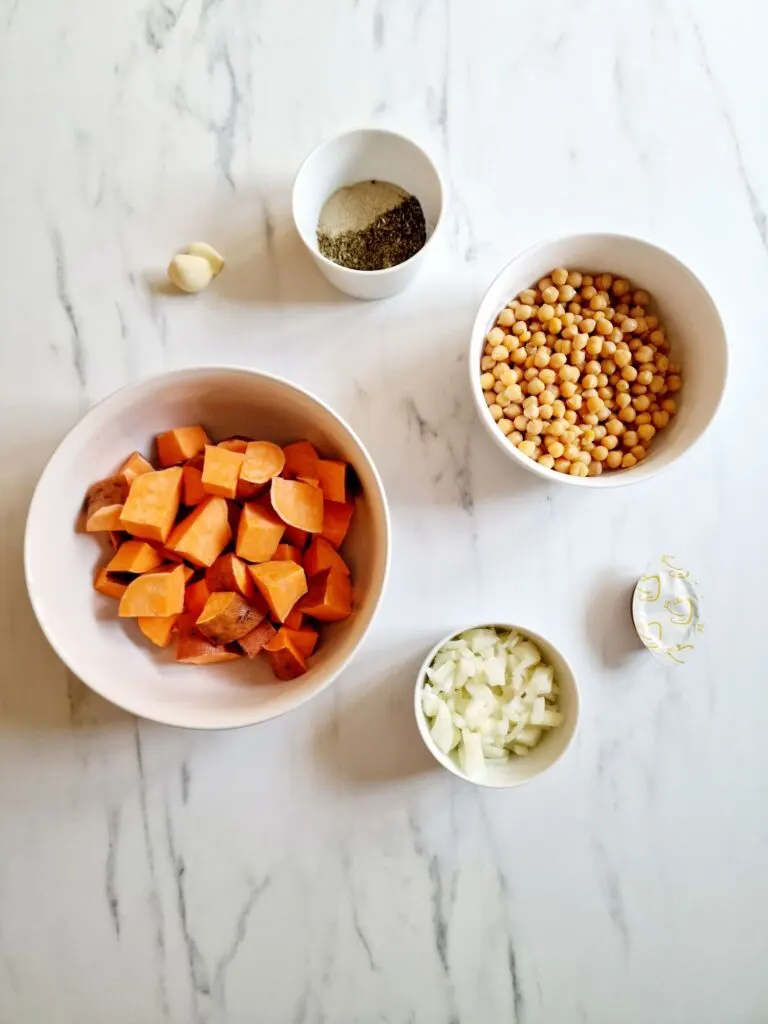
292,126 -> 445,278
469,232 -> 729,488
413,621 -> 580,788
24,365 -> 392,730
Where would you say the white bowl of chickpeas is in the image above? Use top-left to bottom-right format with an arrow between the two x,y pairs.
471,234 -> 727,484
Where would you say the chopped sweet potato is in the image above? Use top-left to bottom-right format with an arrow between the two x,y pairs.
249,561 -> 307,623
273,543 -> 302,565
236,502 -> 285,563
282,626 -> 318,659
184,578 -> 212,617
117,451 -> 154,484
237,619 -> 277,659
283,525 -> 310,550
175,615 -> 241,664
226,499 -> 242,539
182,462 -> 206,506
85,477 -> 129,532
240,440 -> 285,484
282,440 -> 319,480
120,467 -> 183,544
196,592 -> 263,644
106,540 -> 164,575
93,567 -> 131,599
299,567 -> 352,622
202,445 -> 245,500
156,426 -> 210,467
156,562 -> 195,584
138,614 -> 179,648
107,530 -> 126,551
166,496 -> 231,567
205,553 -> 257,601
304,536 -> 350,577
298,476 -> 320,488
264,631 -> 307,680
316,459 -> 347,503
236,477 -> 263,502
218,437 -> 249,454
283,607 -> 304,630
271,477 -> 323,534
118,564 -> 186,618
321,500 -> 355,548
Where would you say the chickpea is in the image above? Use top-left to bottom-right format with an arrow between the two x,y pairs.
635,412 -> 651,426
536,453 -> 554,470
562,444 -> 579,462
490,344 -> 507,362
527,378 -> 546,397
489,404 -> 503,421
561,325 -> 577,342
541,386 -> 559,405
566,270 -> 582,288
598,387 -> 613,402
616,379 -> 630,393
580,318 -> 596,335
558,285 -> 576,303
619,405 -> 637,423
548,352 -> 567,370
539,368 -> 557,386
619,452 -> 636,469
547,419 -> 567,437
637,369 -> 654,386
526,418 -> 544,436
652,410 -> 670,429
632,289 -> 650,306
630,445 -> 647,462
621,318 -> 638,334
570,350 -> 586,367
572,333 -> 588,352
488,326 -> 506,345
581,373 -> 597,390
479,372 -> 494,390
496,393 -> 511,409
590,294 -> 608,312
635,345 -> 654,363
552,399 -> 566,419
617,392 -> 632,410
511,348 -> 527,365
551,457 -> 568,473
509,431 -> 524,446
564,410 -> 578,425
612,278 -> 630,297
551,268 -> 568,287
603,450 -> 621,469
566,395 -> 583,411
638,423 -> 656,442
519,289 -> 537,306
500,365 -> 519,384
581,285 -> 596,301
538,404 -> 554,421
541,285 -> 559,304
585,337 -> 603,357
502,384 -> 522,404
633,394 -> 650,412
606,418 -> 624,436
538,303 -> 555,323
548,441 -> 565,459
517,440 -> 537,458
504,336 -> 520,354
621,365 -> 638,382
655,354 -> 669,372
560,380 -> 577,399
498,418 -> 513,436
595,318 -> 612,337
585,395 -> 604,415
512,320 -> 528,337
614,349 -> 632,369
513,415 -> 528,431
481,356 -> 495,372
532,348 -> 549,370
661,398 -> 677,414
604,434 -> 619,451
568,301 -> 582,315
569,462 -> 589,477
622,430 -> 639,449
549,316 -> 563,335
497,309 -> 515,328
649,375 -> 664,394
576,450 -> 592,465
667,375 -> 682,392
516,304 -> 534,321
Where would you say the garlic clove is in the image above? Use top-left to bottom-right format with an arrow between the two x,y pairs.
185,242 -> 225,276
167,254 -> 214,293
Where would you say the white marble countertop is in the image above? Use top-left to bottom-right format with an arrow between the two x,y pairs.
1,1 -> 766,1021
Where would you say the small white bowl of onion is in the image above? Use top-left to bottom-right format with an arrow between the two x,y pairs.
414,623 -> 580,788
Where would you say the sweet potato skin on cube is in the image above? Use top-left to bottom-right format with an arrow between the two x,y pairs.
184,578 -> 212,617
248,560 -> 307,623
85,477 -> 129,532
166,496 -> 231,567
264,631 -> 307,680
299,567 -> 352,622
205,553 -> 257,601
118,564 -> 186,618
120,467 -> 183,544
282,626 -> 318,659
195,592 -> 263,644
93,567 -> 131,599
237,619 -> 277,659
202,445 -> 246,500
156,426 -> 209,467
175,615 -> 241,664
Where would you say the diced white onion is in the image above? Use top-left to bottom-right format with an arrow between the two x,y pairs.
420,627 -> 564,778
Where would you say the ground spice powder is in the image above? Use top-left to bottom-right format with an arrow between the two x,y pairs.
317,180 -> 427,271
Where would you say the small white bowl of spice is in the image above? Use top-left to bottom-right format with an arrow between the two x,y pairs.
292,128 -> 444,300
414,623 -> 580,788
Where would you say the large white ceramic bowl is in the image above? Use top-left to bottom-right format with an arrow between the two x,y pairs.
414,622 -> 580,789
469,233 -> 728,487
25,367 -> 391,729
292,128 -> 444,300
